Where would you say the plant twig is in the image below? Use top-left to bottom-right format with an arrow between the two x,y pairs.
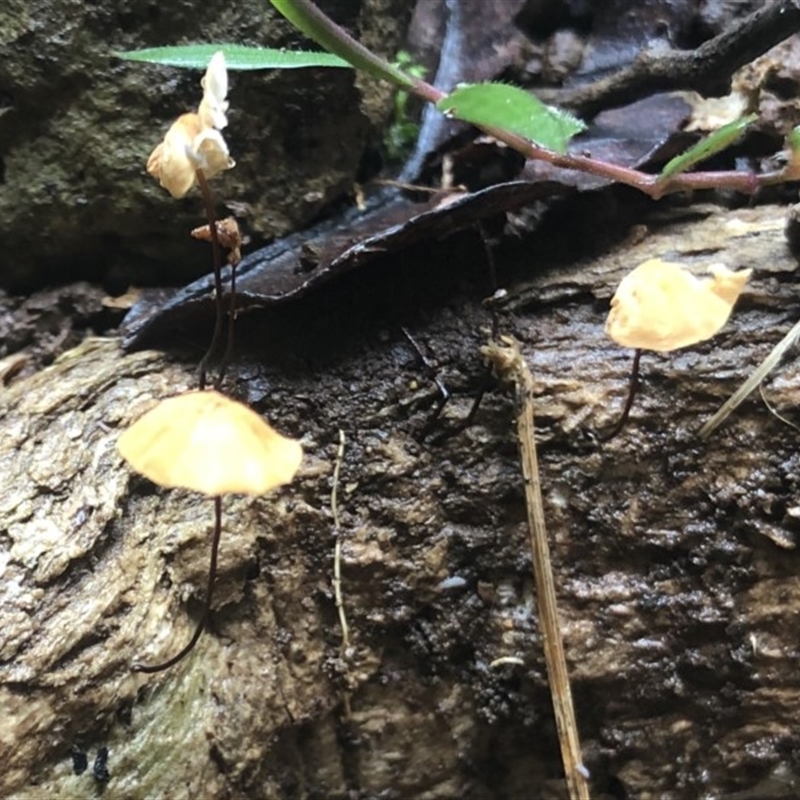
271,0 -> 423,94
272,0 -> 798,201
699,316 -> 800,438
331,430 -> 350,651
331,429 -> 352,719
542,0 -> 800,118
483,337 -> 590,800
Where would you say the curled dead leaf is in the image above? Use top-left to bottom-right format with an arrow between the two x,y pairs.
191,217 -> 242,265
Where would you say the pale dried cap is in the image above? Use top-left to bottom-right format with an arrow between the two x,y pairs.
147,114 -> 234,198
198,51 -> 229,130
605,258 -> 752,352
193,129 -> 233,177
147,51 -> 234,197
118,390 -> 303,496
147,113 -> 202,199
707,262 -> 752,305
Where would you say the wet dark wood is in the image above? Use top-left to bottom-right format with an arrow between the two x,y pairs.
3,202 -> 800,799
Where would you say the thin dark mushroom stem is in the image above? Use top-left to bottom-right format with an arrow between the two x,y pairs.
196,170 -> 225,391
427,369 -> 493,446
410,225 -> 502,443
133,496 -> 224,674
427,224 -> 502,442
598,347 -> 642,442
216,260 -> 238,389
401,326 -> 451,439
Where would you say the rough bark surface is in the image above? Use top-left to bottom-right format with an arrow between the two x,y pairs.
2,201 -> 800,799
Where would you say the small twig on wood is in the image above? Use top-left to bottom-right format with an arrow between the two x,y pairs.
331,430 -> 349,651
482,337 -> 590,800
759,383 -> 800,432
489,656 -> 525,668
331,430 -> 352,720
541,0 -> 800,118
699,316 -> 800,438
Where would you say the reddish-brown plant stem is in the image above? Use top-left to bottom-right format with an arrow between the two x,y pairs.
280,0 -> 798,200
375,63 -> 789,198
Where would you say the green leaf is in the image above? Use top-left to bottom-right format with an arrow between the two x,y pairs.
436,83 -> 585,154
269,0 -> 413,88
788,124 -> 800,155
659,114 -> 758,181
116,43 -> 350,70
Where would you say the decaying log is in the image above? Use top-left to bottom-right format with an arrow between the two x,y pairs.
2,202 -> 800,798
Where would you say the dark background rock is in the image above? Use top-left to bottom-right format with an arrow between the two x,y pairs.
0,0 -> 410,291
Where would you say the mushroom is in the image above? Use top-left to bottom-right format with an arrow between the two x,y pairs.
605,258 -> 751,352
601,258 -> 751,439
118,390 -> 302,672
191,216 -> 242,266
143,51 -> 240,390
146,51 -> 234,199
118,390 -> 301,496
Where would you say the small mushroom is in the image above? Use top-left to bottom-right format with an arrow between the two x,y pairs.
117,390 -> 302,673
605,258 -> 752,352
118,390 -> 302,496
600,258 -> 751,441
146,51 -> 235,198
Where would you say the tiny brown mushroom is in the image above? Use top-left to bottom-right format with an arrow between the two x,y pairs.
191,217 -> 242,265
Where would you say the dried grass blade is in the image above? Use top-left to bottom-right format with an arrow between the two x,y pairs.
483,339 -> 590,800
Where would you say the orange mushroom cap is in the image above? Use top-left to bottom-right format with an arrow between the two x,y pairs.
118,390 -> 302,496
605,258 -> 752,352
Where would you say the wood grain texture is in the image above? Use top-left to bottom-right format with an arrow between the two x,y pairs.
2,202 -> 800,799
